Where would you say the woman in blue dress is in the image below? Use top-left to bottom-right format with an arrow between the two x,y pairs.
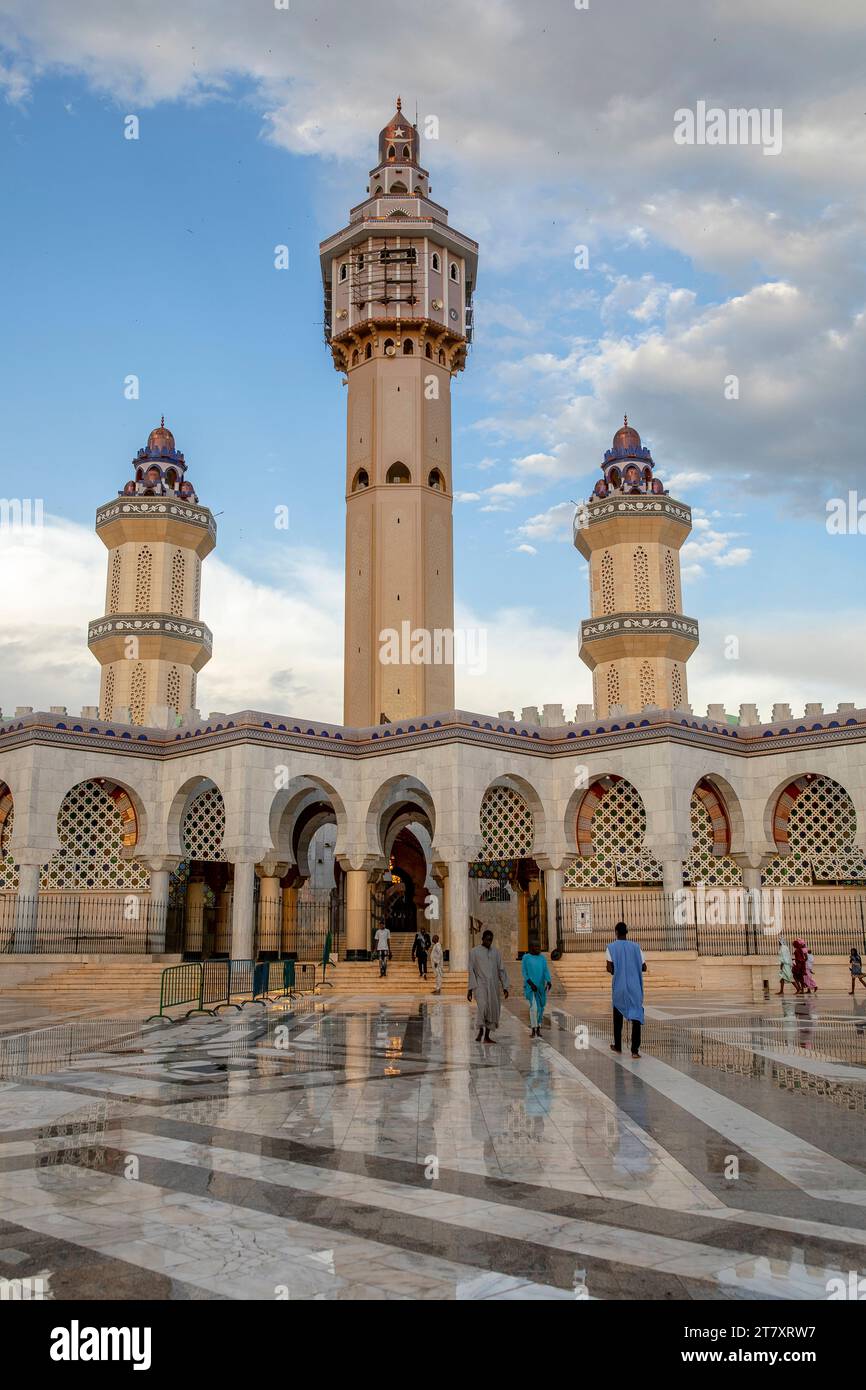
521,941 -> 552,1038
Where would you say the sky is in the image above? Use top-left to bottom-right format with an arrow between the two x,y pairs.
1,0 -> 864,725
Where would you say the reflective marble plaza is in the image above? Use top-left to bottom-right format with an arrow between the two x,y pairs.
1,987 -> 865,1301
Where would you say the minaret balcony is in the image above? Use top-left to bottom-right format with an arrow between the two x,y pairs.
579,612 -> 699,668
574,494 -> 692,556
95,497 -> 216,556
87,614 -> 213,671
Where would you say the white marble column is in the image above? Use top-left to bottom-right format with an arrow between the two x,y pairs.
231,860 -> 256,961
146,859 -> 176,953
345,868 -> 369,960
14,862 -> 41,954
545,867 -> 563,953
446,862 -> 470,971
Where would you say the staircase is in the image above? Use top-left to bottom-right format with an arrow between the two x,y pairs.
0,957 -> 179,1013
325,960 -> 468,995
551,951 -> 698,992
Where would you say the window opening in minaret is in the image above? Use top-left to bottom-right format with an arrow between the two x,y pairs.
672,664 -> 683,709
665,550 -> 677,611
431,253 -> 440,272
386,462 -> 411,484
388,145 -> 395,160
109,550 -> 121,614
170,550 -> 185,616
607,666 -> 620,709
640,661 -> 655,708
339,264 -> 348,282
130,664 -> 146,726
438,349 -> 446,365
601,551 -> 615,615
365,343 -> 372,359
167,666 -> 181,716
450,262 -> 459,281
352,469 -> 369,491
425,343 -> 432,358
102,665 -> 115,723
428,469 -> 444,490
634,546 -> 650,611
135,546 -> 152,612
403,339 -> 414,354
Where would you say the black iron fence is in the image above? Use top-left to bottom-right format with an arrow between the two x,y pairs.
254,891 -> 342,962
556,890 -> 866,956
0,895 -> 168,955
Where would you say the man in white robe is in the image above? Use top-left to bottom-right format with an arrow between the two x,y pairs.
467,930 -> 509,1042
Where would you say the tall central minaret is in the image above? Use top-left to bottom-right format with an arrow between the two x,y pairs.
320,98 -> 479,726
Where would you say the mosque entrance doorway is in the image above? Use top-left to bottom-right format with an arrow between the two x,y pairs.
167,861 -> 235,960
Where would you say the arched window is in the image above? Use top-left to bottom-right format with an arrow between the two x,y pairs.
374,185 -> 383,195
450,262 -> 459,282
339,263 -> 348,282
365,343 -> 372,359
428,469 -> 445,491
357,252 -> 365,270
402,338 -> 414,355
387,145 -> 395,160
425,342 -> 432,359
386,462 -> 411,484
164,468 -> 177,490
438,349 -> 446,366
431,252 -> 440,272
402,145 -> 411,160
352,469 -> 369,491
384,338 -> 396,356
351,349 -> 359,366
391,181 -> 408,194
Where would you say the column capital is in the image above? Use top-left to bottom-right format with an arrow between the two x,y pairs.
10,846 -> 53,869
256,859 -> 290,880
144,855 -> 181,874
430,845 -> 478,866
731,849 -> 773,871
336,851 -> 385,873
534,853 -> 575,872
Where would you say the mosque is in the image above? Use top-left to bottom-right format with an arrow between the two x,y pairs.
1,102 -> 864,992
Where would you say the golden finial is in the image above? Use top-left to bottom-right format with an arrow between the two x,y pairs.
623,413 -> 628,427
396,95 -> 402,110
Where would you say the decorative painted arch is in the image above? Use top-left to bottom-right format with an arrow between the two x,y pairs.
0,782 -> 16,890
765,773 -> 865,885
568,776 -> 661,887
269,775 -> 350,866
684,780 -> 740,887
365,774 -> 437,861
692,778 -> 730,856
41,779 -> 148,892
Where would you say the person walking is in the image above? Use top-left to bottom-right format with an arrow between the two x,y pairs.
412,927 -> 430,979
792,939 -> 808,995
467,929 -> 509,1043
804,948 -> 818,994
430,934 -> 444,994
849,947 -> 866,994
521,941 -> 551,1038
374,922 -> 391,978
606,922 -> 646,1059
777,938 -> 795,995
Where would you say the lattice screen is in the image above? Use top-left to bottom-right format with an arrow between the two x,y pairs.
665,550 -> 677,612
181,786 -> 227,862
170,550 -> 185,616
601,551 -> 615,614
566,780 -> 663,887
41,782 -> 149,891
684,795 -> 741,886
764,776 -> 866,885
0,802 -> 18,891
480,786 -> 533,858
634,546 -> 650,610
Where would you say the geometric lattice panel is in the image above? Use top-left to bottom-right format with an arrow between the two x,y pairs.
684,794 -> 741,887
0,797 -> 18,891
764,775 -> 865,886
479,786 -> 533,859
566,779 -> 661,887
40,781 -> 149,891
181,786 -> 227,862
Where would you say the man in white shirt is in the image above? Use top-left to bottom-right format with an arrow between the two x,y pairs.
430,934 -> 444,994
374,924 -> 391,977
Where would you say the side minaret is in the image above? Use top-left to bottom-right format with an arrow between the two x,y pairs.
575,418 -> 699,718
88,419 -> 216,725
319,97 -> 479,725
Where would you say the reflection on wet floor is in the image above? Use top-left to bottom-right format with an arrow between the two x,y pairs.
0,990 -> 863,1300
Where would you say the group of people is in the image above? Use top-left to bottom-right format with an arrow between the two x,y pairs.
467,921 -> 645,1057
371,923 -> 445,993
777,938 -> 818,995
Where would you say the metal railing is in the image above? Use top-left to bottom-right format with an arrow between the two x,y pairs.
255,892 -> 342,962
556,890 -> 866,956
0,895 -> 167,955
147,956 -> 310,1023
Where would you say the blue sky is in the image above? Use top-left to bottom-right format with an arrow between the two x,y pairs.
1,0 -> 864,722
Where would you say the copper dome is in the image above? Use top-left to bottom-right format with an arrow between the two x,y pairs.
612,415 -> 641,453
146,417 -> 175,455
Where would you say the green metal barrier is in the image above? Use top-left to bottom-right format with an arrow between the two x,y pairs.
146,963 -> 204,1023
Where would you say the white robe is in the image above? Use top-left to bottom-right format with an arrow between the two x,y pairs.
468,944 -> 508,1028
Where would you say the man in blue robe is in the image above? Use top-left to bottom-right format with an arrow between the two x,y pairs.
605,922 -> 646,1058
521,942 -> 552,1037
